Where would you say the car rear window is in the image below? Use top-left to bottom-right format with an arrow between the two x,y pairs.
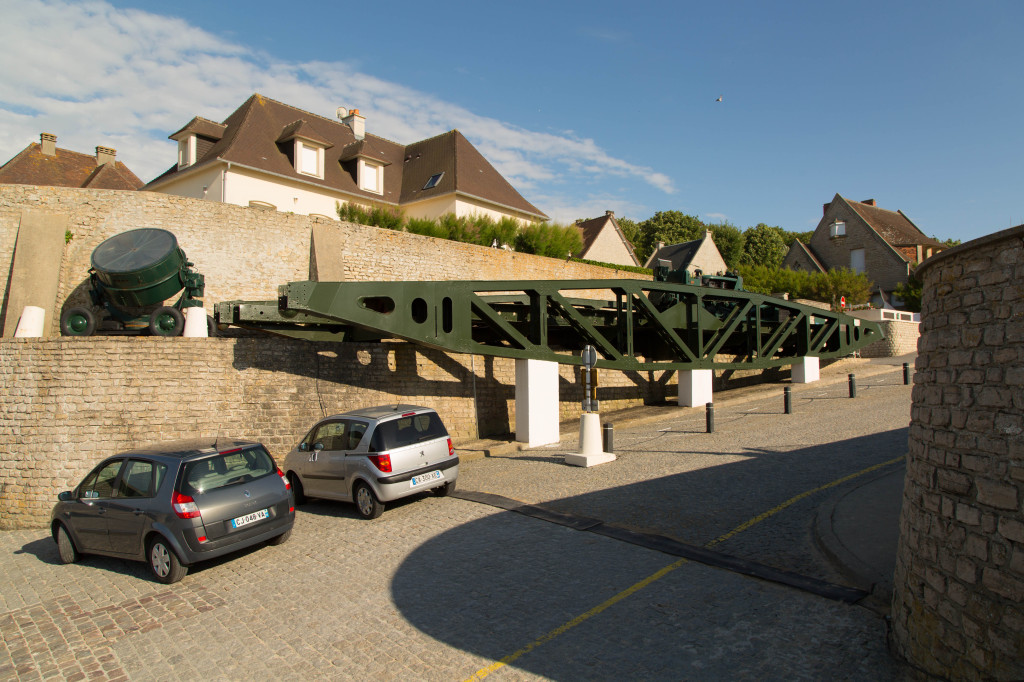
369,412 -> 448,451
180,445 -> 275,495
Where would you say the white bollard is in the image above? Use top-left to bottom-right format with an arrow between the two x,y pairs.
14,306 -> 45,337
564,413 -> 616,468
183,307 -> 209,337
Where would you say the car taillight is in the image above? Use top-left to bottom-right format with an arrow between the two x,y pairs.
368,453 -> 392,472
447,438 -> 455,457
171,491 -> 201,519
278,467 -> 290,490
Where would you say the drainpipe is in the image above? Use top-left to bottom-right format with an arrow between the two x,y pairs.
222,162 -> 229,203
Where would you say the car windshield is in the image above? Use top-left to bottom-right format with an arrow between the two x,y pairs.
369,412 -> 448,451
180,445 -> 275,495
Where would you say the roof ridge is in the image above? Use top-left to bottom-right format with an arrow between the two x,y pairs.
251,92 -> 405,147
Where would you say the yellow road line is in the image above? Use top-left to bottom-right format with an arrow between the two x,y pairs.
464,455 -> 904,680
705,454 -> 905,548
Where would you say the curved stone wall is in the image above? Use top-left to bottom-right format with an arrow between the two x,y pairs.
891,225 -> 1024,680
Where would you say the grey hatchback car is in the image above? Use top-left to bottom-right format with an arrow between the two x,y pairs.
51,438 -> 295,584
284,405 -> 458,519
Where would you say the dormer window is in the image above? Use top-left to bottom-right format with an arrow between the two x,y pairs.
296,140 -> 324,178
423,172 -> 444,190
177,135 -> 196,169
359,160 -> 382,194
829,220 -> 846,238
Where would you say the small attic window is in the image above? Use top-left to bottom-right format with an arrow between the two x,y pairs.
423,172 -> 444,190
177,135 -> 196,168
829,220 -> 846,238
296,141 -> 324,178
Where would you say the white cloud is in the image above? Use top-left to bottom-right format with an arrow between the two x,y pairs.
0,0 -> 675,217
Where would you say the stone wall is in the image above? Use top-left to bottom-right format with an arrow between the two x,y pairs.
0,335 -> 685,529
858,319 -> 919,358
891,225 -> 1024,680
0,185 -> 647,336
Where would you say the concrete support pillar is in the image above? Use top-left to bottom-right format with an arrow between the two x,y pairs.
515,359 -> 560,446
792,356 -> 820,383
678,369 -> 713,407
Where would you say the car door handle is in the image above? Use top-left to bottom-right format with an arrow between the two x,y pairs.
133,509 -> 144,515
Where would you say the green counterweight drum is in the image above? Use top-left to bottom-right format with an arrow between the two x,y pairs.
60,228 -> 205,336
90,228 -> 188,308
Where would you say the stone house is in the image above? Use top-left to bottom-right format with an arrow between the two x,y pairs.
144,93 -> 548,226
643,230 -> 727,276
573,211 -> 640,266
0,133 -> 143,190
782,194 -> 946,307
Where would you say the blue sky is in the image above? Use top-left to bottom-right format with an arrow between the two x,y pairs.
1,0 -> 1021,242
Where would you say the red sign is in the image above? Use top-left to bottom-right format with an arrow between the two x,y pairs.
840,296 -> 847,308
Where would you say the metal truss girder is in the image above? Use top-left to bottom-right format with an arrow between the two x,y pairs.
215,279 -> 884,371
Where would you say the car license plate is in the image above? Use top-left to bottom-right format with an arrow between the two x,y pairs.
410,470 -> 442,488
230,508 -> 269,529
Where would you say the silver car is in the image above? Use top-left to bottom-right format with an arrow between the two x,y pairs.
50,438 -> 295,584
284,405 -> 458,519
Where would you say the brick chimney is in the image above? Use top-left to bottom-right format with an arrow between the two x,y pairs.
40,133 -> 56,156
342,108 -> 365,141
605,210 -> 615,218
823,202 -> 830,216
95,146 -> 116,166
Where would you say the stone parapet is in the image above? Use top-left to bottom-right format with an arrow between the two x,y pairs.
890,225 -> 1024,680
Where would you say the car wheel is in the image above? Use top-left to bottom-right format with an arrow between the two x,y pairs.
268,528 -> 292,546
434,480 -> 456,497
60,307 -> 97,336
288,473 -> 306,505
148,537 -> 188,584
148,306 -> 184,337
56,525 -> 80,564
354,482 -> 384,519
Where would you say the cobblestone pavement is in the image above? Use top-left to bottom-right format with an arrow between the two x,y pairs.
1,362 -> 916,681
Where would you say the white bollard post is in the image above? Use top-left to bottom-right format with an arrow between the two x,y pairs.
565,413 -> 616,467
14,306 -> 46,337
183,307 -> 209,338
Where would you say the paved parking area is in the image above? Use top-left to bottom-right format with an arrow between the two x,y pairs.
1,361 -> 916,680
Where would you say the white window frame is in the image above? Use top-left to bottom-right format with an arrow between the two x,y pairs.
830,220 -> 846,238
177,135 -> 196,169
359,160 -> 382,194
295,140 -> 324,178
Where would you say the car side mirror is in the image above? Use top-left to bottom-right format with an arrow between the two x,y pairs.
299,443 -> 309,452
57,491 -> 73,502
313,442 -> 324,451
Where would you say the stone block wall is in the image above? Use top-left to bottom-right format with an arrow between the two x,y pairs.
891,225 -> 1024,680
858,319 -> 919,358
0,336 -> 681,529
0,185 -> 647,336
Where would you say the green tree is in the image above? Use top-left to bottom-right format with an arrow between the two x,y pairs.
894,269 -> 922,312
741,223 -> 787,268
810,268 -> 873,309
779,229 -> 814,245
514,223 -> 583,259
616,216 -> 641,252
707,222 -> 745,271
636,211 -> 706,263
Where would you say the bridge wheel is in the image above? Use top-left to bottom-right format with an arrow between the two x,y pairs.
60,307 -> 97,336
148,307 -> 184,336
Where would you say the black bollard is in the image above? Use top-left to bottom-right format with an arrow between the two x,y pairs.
903,363 -> 910,385
706,402 -> 715,433
602,423 -> 614,454
784,386 -> 793,414
849,373 -> 857,398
